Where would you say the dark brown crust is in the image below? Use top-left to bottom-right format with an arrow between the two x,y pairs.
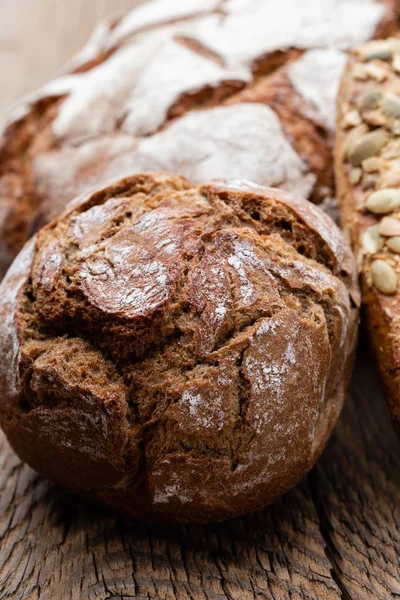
0,0 -> 398,277
0,172 -> 358,522
335,40 -> 400,430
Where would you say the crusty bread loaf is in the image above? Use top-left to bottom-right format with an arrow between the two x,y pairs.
0,172 -> 359,522
335,39 -> 400,431
0,0 -> 398,276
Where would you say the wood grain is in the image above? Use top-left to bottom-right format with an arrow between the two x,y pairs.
1,2 -> 400,599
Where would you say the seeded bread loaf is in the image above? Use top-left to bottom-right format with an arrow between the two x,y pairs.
0,0 -> 398,276
335,39 -> 400,430
0,172 -> 359,522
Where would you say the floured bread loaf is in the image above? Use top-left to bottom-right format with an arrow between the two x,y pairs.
0,173 -> 359,522
0,0 -> 398,276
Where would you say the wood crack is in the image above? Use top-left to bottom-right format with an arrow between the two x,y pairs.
308,468 -> 355,600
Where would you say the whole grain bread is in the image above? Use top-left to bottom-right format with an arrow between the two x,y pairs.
0,172 -> 359,522
0,0 -> 398,276
335,39 -> 400,432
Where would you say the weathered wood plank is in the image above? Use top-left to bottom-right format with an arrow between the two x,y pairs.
312,341 -> 400,599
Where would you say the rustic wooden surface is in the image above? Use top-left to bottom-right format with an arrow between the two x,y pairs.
1,2 -> 400,599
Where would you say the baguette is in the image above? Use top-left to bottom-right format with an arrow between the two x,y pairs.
335,38 -> 400,429
0,0 -> 398,276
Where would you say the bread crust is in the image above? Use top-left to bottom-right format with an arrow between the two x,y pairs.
335,39 -> 400,430
0,172 -> 359,522
0,0 -> 398,276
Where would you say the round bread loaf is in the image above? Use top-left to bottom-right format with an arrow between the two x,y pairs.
0,173 -> 359,522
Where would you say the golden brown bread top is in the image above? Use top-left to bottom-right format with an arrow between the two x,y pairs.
0,173 -> 358,521
0,0 -> 398,276
335,37 -> 400,427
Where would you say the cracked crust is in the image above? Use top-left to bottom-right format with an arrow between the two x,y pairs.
0,0 -> 398,277
0,172 -> 359,522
